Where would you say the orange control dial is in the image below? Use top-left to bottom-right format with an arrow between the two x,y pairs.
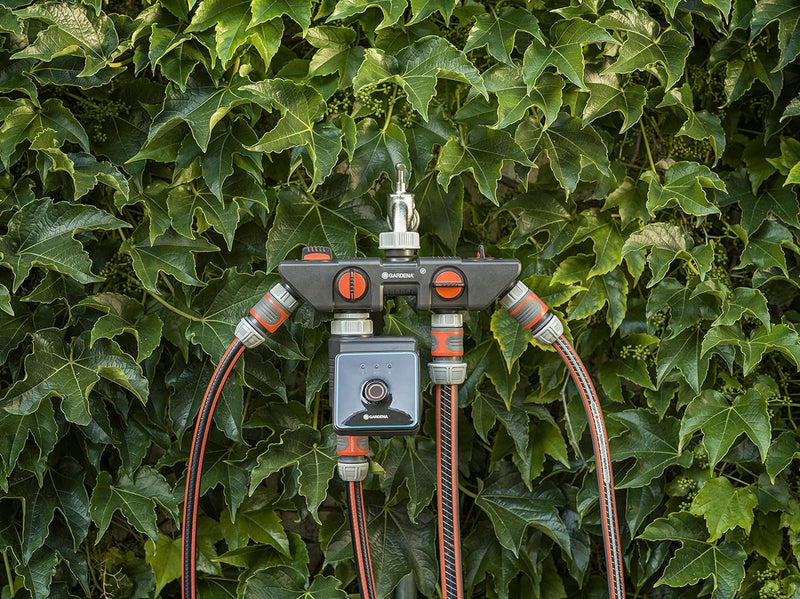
432,268 -> 465,300
336,268 -> 369,301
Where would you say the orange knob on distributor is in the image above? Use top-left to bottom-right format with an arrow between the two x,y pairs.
336,267 -> 369,301
432,268 -> 465,300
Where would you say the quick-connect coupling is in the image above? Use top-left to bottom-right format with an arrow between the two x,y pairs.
235,282 -> 299,348
428,313 -> 467,384
336,435 -> 370,482
500,281 -> 564,346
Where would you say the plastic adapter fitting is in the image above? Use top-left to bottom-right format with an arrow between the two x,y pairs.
235,282 -> 298,348
336,436 -> 370,482
500,281 -> 564,345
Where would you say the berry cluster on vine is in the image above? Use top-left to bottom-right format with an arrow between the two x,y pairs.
353,83 -> 395,118
757,569 -> 787,599
325,90 -> 354,117
619,343 -> 653,362
649,311 -> 668,336
692,445 -> 709,469
75,97 -> 130,144
100,253 -> 142,297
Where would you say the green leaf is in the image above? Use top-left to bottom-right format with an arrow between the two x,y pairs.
234,500 -> 291,556
247,80 -> 341,187
0,283 -> 11,316
0,197 -> 127,291
641,512 -> 746,599
353,36 -> 487,120
0,401 -> 57,485
306,26 -> 365,85
622,223 -> 710,286
472,392 -> 530,458
415,172 -> 462,250
490,309 -> 532,371
739,220 -> 794,275
265,185 -> 384,271
167,183 -> 240,250
522,18 -> 616,89
690,477 -> 757,541
610,410 -> 692,488
750,0 -> 800,70
463,7 -> 543,65
516,115 -> 610,193
250,425 -> 337,522
437,125 -> 530,205
328,0 -> 408,30
568,268 -> 628,332
147,73 -> 271,152
251,0 -> 312,31
13,2 -> 120,77
476,463 -> 570,556
186,0 -> 255,66
80,293 -> 163,361
642,161 -> 726,217
766,431 -> 799,482
656,327 -> 710,393
573,210 -> 624,277
144,533 -> 181,597
485,66 -> 563,129
582,70 -> 647,133
742,325 -> 800,375
345,118 -> 409,200
680,389 -> 771,468
90,466 -> 179,542
120,225 -> 218,294
244,568 -> 347,599
380,437 -> 437,520
408,0 -> 456,24
713,287 -> 771,330
1,330 -> 148,426
0,99 -> 89,167
598,9 -> 691,89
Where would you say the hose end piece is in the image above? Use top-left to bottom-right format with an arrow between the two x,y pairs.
235,282 -> 298,348
337,436 -> 370,482
500,281 -> 564,345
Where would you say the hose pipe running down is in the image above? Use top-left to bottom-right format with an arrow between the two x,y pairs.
501,282 -> 627,599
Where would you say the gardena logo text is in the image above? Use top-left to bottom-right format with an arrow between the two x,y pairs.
381,272 -> 414,280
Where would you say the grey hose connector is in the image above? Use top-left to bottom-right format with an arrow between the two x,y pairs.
500,281 -> 564,345
235,282 -> 299,348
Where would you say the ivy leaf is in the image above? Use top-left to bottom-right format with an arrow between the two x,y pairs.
765,432 -> 799,482
144,533 -> 182,597
353,36 -> 487,120
250,0 -> 313,31
598,10 -> 691,89
0,197 -> 127,291
328,0 -> 408,30
656,327 -> 709,393
345,118 -> 409,200
305,26 -> 365,85
622,223 -> 709,286
658,84 -> 726,162
568,269 -> 628,333
713,287 -> 771,330
0,401 -> 57,487
186,269 -> 304,361
90,466 -> 179,543
266,185 -> 384,271
244,568 -> 347,599
79,293 -> 163,361
582,70 -> 647,133
380,437 -> 437,521
522,18 -> 616,89
247,80 -> 341,187
365,503 -> 437,598
166,183 -> 240,250
233,500 -> 291,556
472,392 -> 530,458
0,284 -> 11,316
405,104 -> 457,176
463,7 -> 543,64
13,2 -> 120,77
641,512 -> 746,599
642,161 -> 725,217
120,225 -> 218,294
0,99 -> 89,167
187,0 -> 255,66
742,325 -> 800,375
0,330 -> 148,426
680,389 -> 771,468
610,410 -> 692,488
408,0 -> 456,24
475,463 -> 570,556
147,73 -> 271,152
515,115 -> 610,193
739,220 -> 794,275
690,477 -> 757,541
750,0 -> 800,71
201,120 -> 261,201
484,66 -> 563,129
490,310 -> 532,371
573,210 -> 624,277
738,184 -> 800,235
415,171 -> 462,251
437,126 -> 530,205
250,425 -> 337,522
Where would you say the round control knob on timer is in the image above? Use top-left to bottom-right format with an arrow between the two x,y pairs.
362,379 -> 389,403
432,268 -> 465,300
336,267 -> 369,301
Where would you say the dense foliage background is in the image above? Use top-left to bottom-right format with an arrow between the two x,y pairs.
1,0 -> 799,597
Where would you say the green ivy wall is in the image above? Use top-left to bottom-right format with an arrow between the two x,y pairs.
0,0 -> 799,597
